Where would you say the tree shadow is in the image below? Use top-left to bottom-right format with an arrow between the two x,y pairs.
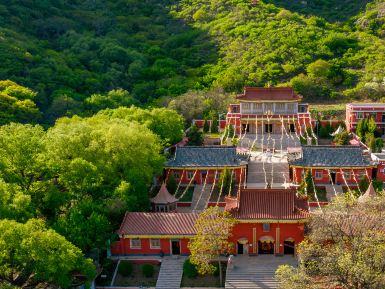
264,0 -> 372,22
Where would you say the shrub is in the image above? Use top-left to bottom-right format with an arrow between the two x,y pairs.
118,261 -> 133,277
183,258 -> 198,278
203,119 -> 210,133
142,264 -> 154,278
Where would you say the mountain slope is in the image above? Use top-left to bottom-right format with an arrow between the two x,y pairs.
172,0 -> 385,101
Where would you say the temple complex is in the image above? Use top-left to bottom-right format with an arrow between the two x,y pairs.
226,87 -> 311,136
111,86 -> 385,263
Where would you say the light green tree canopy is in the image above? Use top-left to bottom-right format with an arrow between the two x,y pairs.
0,218 -> 95,288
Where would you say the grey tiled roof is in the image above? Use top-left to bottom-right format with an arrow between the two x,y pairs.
288,146 -> 372,168
166,146 -> 247,168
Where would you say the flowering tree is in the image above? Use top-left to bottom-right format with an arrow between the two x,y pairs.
188,206 -> 237,286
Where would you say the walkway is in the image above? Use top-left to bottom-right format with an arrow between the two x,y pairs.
156,256 -> 186,289
225,255 -> 297,289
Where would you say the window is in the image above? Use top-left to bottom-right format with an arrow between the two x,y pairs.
287,103 -> 296,113
356,112 -> 363,119
343,171 -> 351,180
263,223 -> 270,232
255,103 -> 263,112
315,170 -> 323,180
275,103 -> 286,113
264,103 -> 274,114
187,171 -> 194,180
130,238 -> 141,249
241,102 -> 251,113
150,239 -> 161,249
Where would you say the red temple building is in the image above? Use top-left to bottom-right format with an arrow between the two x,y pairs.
371,153 -> 385,183
225,188 -> 309,256
346,103 -> 385,135
226,87 -> 312,135
164,146 -> 248,185
111,188 -> 309,257
288,146 -> 374,185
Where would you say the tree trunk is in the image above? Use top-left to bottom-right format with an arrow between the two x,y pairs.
218,260 -> 223,287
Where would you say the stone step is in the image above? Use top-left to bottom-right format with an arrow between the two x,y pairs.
156,256 -> 186,289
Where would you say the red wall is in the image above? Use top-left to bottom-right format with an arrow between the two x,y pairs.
228,222 -> 305,255
292,167 -> 372,185
111,222 -> 305,256
111,237 -> 190,256
166,168 -> 245,185
346,105 -> 385,132
377,161 -> 385,181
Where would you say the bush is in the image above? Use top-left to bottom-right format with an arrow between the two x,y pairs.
142,264 -> 154,278
183,258 -> 198,278
118,261 -> 133,277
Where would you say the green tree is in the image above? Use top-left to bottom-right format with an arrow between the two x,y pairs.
298,170 -> 315,197
84,89 -> 138,114
211,117 -> 219,133
187,124 -> 203,146
98,106 -> 184,145
356,118 -> 368,140
333,130 -> 350,145
167,174 -> 177,194
307,59 -> 331,79
188,206 -> 237,286
203,119 -> 210,133
0,80 -> 41,125
0,218 -> 95,288
218,168 -> 233,197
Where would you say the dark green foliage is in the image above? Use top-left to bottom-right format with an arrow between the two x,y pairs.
187,124 -> 203,146
0,0 -> 216,122
299,136 -> 307,145
298,170 -> 315,197
142,264 -> 154,278
372,179 -> 383,192
167,174 -> 177,194
183,258 -> 198,278
319,124 -> 332,138
211,117 -> 219,133
203,119 -> 210,133
359,177 -> 369,192
118,261 -> 133,277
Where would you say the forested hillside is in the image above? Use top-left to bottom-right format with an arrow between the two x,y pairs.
1,0 -> 385,124
173,0 -> 385,101
0,0 -> 215,114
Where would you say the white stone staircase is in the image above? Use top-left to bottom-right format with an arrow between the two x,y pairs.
156,256 -> 186,289
191,184 -> 213,211
225,255 -> 297,289
247,161 -> 289,188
